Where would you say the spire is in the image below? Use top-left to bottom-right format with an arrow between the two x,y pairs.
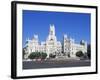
34,34 -> 38,40
26,37 -> 29,41
64,34 -> 67,38
49,24 -> 55,35
26,38 -> 27,41
27,37 -> 29,41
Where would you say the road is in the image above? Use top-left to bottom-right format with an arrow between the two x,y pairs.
23,59 -> 90,69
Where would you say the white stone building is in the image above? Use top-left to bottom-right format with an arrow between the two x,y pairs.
24,24 -> 87,59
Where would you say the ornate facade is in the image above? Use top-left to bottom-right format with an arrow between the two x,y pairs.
24,24 -> 87,59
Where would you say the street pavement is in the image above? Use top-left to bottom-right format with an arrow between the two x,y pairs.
23,59 -> 90,69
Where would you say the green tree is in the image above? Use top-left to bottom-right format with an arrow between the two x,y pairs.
28,52 -> 47,60
23,48 -> 26,59
35,52 -> 41,59
49,54 -> 56,58
87,44 -> 91,59
28,52 -> 36,60
41,52 -> 47,59
76,51 -> 84,57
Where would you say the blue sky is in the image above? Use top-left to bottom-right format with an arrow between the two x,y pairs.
22,10 -> 91,47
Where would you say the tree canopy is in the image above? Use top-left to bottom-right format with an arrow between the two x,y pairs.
28,52 -> 47,60
76,51 -> 84,57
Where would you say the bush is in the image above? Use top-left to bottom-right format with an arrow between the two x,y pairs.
76,51 -> 84,57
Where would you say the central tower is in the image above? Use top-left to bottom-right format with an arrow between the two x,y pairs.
46,24 -> 58,58
49,24 -> 55,36
47,24 -> 57,41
